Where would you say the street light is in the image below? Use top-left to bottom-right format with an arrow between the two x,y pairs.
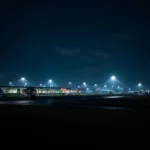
9,82 -> 12,86
138,83 -> 142,87
104,85 -> 107,88
110,75 -> 117,90
49,79 -> 52,83
94,84 -> 98,87
48,79 -> 52,87
137,83 -> 143,91
83,82 -> 86,87
111,75 -> 116,81
21,77 -> 26,81
20,77 -> 27,86
40,84 -> 42,87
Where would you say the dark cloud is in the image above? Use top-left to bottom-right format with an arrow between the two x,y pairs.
84,48 -> 112,61
94,50 -> 112,59
57,48 -> 81,56
112,33 -> 134,42
70,64 -> 115,83
57,47 -> 112,63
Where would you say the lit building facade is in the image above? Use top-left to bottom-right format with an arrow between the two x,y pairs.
0,86 -> 81,96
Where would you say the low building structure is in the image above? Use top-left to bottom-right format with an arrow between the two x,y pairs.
0,86 -> 81,96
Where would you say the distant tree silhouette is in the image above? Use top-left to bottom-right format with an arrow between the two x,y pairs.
0,88 -> 3,96
22,89 -> 26,95
0,87 -> 5,100
25,87 -> 36,99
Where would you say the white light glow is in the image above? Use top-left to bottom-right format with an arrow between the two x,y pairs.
21,77 -> 25,81
49,79 -> 52,83
111,76 -> 116,81
83,82 -> 86,86
138,83 -> 142,87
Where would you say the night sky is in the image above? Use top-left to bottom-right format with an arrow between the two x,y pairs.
0,0 -> 150,87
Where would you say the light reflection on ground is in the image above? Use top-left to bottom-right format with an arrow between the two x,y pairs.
102,96 -> 126,99
0,97 -> 130,110
0,99 -> 54,105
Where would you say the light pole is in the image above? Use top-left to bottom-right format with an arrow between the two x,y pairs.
68,82 -> 72,87
21,77 -> 25,81
9,82 -> 12,86
94,84 -> 98,87
104,85 -> 107,88
83,82 -> 86,88
138,83 -> 142,91
110,75 -> 116,90
20,77 -> 26,86
48,79 -> 52,87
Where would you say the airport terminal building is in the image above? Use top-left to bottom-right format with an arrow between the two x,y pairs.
1,86 -> 81,96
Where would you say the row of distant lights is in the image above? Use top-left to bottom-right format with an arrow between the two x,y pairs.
67,76 -> 143,90
67,76 -> 143,91
9,77 -> 27,86
9,78 -> 52,87
9,76 -> 143,90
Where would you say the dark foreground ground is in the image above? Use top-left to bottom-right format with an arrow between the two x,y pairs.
1,95 -> 150,135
